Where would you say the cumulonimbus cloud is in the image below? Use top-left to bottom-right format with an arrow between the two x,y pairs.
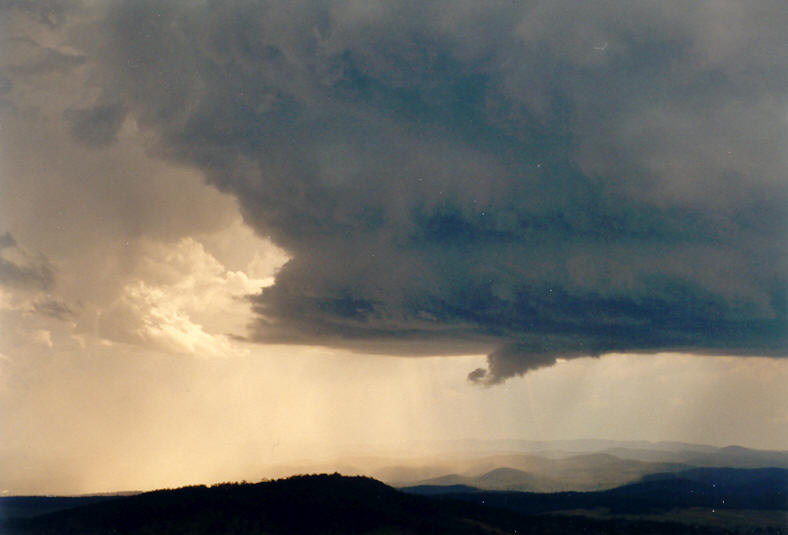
22,0 -> 786,382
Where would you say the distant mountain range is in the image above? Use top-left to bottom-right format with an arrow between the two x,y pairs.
403,467 -> 788,513
258,441 -> 788,493
3,440 -> 785,534
371,438 -> 723,457
5,472 -> 785,535
402,453 -> 691,492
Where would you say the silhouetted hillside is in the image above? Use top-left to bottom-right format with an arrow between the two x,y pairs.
0,496 -> 125,520
642,467 -> 788,491
426,467 -> 788,515
395,483 -> 481,495
2,473 -> 761,535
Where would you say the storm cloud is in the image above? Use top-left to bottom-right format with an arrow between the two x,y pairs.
33,1 -> 787,382
0,232 -> 54,291
64,102 -> 127,147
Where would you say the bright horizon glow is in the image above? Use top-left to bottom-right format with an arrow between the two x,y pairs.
2,342 -> 786,495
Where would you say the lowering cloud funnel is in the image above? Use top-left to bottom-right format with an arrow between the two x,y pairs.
55,1 -> 786,382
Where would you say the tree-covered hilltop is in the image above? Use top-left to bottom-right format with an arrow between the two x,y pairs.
4,473 -> 782,535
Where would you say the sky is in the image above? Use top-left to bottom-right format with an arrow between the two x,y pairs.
1,1 -> 786,495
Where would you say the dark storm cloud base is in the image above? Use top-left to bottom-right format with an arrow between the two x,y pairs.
14,1 -> 784,381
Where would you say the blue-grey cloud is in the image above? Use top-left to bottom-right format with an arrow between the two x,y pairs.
0,232 -> 55,291
64,103 -> 126,147
32,297 -> 75,320
42,1 -> 787,382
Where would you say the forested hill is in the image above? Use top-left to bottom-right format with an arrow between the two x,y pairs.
404,467 -> 788,514
4,473 -> 781,535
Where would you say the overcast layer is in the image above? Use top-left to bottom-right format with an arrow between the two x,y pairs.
2,1 -> 786,386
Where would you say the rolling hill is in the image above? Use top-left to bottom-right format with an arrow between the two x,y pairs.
3,473 -> 774,535
404,467 -> 788,512
408,453 -> 692,492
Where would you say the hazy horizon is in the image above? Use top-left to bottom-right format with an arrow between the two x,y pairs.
1,1 -> 786,498
3,351 -> 786,496
5,432 -> 787,497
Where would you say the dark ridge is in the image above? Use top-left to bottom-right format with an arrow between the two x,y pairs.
434,467 -> 788,515
0,496 -> 126,520
398,483 -> 482,495
2,473 -> 768,534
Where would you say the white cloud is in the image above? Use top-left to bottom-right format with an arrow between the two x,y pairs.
89,236 -> 277,357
